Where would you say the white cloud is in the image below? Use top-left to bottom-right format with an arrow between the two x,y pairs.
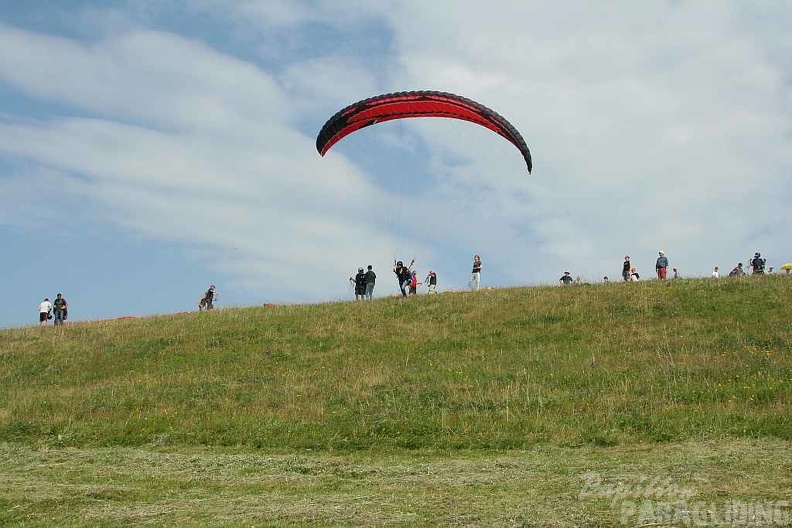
0,21 -> 403,303
0,25 -> 291,132
373,1 -> 792,278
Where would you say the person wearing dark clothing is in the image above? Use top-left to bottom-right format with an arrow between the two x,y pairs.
53,293 -> 68,326
751,252 -> 766,275
394,260 -> 414,297
622,256 -> 631,282
364,265 -> 376,299
469,254 -> 483,291
559,271 -> 573,285
425,270 -> 438,294
201,285 -> 217,310
352,268 -> 367,300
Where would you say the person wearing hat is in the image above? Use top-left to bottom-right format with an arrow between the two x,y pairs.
469,254 -> 483,291
622,256 -> 631,282
559,271 -> 573,285
393,260 -> 413,297
352,268 -> 367,300
751,252 -> 766,275
656,250 -> 669,280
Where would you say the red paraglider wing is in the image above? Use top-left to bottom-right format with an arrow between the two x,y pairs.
316,91 -> 532,173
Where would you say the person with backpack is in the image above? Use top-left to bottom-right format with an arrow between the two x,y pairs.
352,268 -> 367,300
53,293 -> 68,326
393,260 -> 413,297
751,252 -> 766,275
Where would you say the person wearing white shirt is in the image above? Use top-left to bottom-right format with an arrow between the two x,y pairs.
38,298 -> 52,326
712,267 -> 720,279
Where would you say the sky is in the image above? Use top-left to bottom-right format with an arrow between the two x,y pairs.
1,1 -> 790,328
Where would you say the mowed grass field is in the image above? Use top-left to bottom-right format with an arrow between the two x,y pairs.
0,276 -> 790,526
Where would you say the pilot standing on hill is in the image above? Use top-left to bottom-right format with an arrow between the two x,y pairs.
394,260 -> 413,297
469,254 -> 483,291
352,268 -> 367,300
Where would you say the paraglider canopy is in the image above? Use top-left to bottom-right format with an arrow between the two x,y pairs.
316,90 -> 532,172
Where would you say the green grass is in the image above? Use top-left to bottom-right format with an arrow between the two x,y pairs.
0,439 -> 789,526
0,276 -> 790,525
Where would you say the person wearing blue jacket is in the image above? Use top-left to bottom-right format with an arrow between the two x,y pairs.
656,250 -> 669,280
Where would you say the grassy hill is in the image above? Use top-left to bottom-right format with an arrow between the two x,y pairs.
2,276 -> 790,449
0,276 -> 790,525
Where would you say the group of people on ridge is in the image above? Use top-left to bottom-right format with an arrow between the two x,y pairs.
391,260 -> 440,297
350,265 -> 377,300
389,254 -> 480,297
567,250 -> 776,285
37,293 -> 68,326
392,260 -> 419,297
618,251 -> 672,282
722,252 -> 768,277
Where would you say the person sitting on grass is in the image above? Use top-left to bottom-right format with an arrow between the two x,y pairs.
728,263 -> 745,277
